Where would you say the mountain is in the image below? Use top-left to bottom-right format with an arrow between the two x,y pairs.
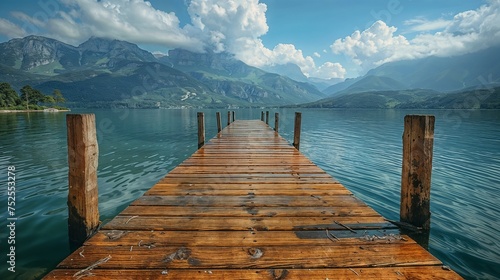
322,77 -> 361,96
263,63 -> 308,83
331,75 -> 407,96
313,46 -> 500,109
301,86 -> 500,109
33,61 -> 224,108
0,35 -> 157,76
302,89 -> 441,108
263,62 -> 343,90
324,46 -> 500,96
161,49 -> 326,105
77,37 -> 157,68
0,35 -> 79,74
307,77 -> 344,91
0,36 -> 326,108
366,47 -> 500,92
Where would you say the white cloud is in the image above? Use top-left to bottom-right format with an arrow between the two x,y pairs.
311,62 -> 346,80
404,17 -> 451,32
0,18 -> 27,38
186,0 -> 345,79
187,0 -> 269,52
331,0 -> 500,72
2,0 -> 202,51
66,0 -> 202,50
230,40 -> 345,79
331,20 -> 409,69
0,0 -> 346,79
313,52 -> 321,58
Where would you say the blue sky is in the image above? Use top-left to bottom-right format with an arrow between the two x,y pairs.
0,0 -> 497,78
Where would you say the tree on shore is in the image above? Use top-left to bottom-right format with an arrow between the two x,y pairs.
20,85 -> 45,108
0,82 -> 21,108
53,89 -> 66,106
1,83 -> 67,110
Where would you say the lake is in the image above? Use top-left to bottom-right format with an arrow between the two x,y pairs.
0,108 -> 499,279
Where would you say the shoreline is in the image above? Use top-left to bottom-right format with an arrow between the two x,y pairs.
0,109 -> 70,113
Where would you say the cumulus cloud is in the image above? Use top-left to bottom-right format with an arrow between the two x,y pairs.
187,0 -> 268,52
331,20 -> 409,69
311,62 -> 346,80
331,0 -> 500,72
185,0 -> 345,79
0,0 -> 346,79
2,0 -> 202,51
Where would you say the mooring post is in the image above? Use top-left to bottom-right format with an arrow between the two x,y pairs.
227,111 -> 231,126
261,111 -> 264,121
66,114 -> 100,247
216,112 -> 222,133
232,111 -> 235,122
266,111 -> 269,125
400,115 -> 435,231
197,112 -> 205,149
274,112 -> 279,132
293,112 -> 302,150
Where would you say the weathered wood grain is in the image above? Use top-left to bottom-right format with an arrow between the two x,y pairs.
45,119 -> 462,279
85,230 -> 408,247
44,267 -> 463,280
57,243 -> 442,269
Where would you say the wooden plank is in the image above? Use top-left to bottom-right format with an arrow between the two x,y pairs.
54,243 -> 442,269
158,177 -> 339,184
44,267 -> 464,280
85,230 -> 407,247
168,166 -> 327,174
163,174 -> 333,179
45,119 -> 462,279
102,216 -> 393,231
145,183 -> 353,196
120,205 -> 380,217
131,195 -> 365,207
180,159 -> 315,166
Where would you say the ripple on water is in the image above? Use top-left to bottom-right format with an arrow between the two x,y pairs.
1,109 -> 499,280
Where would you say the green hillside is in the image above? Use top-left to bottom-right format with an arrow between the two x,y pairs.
0,36 -> 325,108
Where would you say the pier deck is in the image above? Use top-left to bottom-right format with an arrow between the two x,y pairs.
45,120 -> 462,279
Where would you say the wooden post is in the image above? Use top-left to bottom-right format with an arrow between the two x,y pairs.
66,114 -> 100,246
197,112 -> 205,149
216,112 -> 222,133
266,111 -> 269,125
261,111 -> 264,121
293,112 -> 302,150
227,111 -> 231,126
232,111 -> 235,122
400,115 -> 435,231
274,112 -> 279,132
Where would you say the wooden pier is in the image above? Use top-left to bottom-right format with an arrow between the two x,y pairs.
45,119 -> 462,279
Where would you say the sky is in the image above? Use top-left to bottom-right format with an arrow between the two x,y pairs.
0,0 -> 498,79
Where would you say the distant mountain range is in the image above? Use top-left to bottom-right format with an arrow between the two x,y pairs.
308,46 -> 500,109
324,46 -> 500,97
0,35 -> 499,109
0,35 -> 325,108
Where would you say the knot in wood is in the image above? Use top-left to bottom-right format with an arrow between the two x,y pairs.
163,247 -> 192,263
105,230 -> 126,240
247,247 -> 263,259
270,269 -> 289,280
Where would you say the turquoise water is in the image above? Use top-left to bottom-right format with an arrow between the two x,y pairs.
0,108 -> 499,279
